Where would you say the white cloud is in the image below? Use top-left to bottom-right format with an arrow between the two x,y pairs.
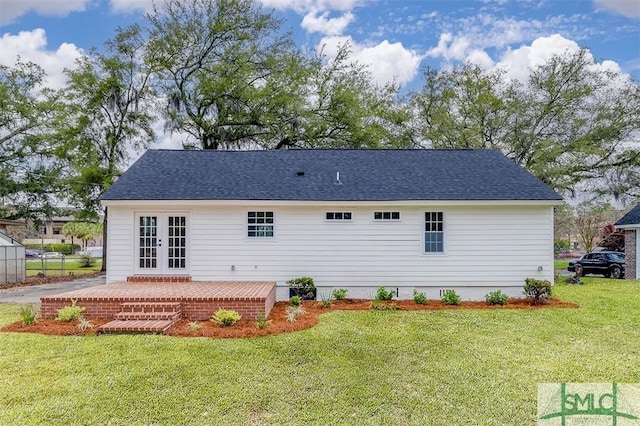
261,0 -> 360,13
301,11 -> 354,35
0,29 -> 84,89
495,34 -> 627,83
466,49 -> 495,69
0,0 -> 89,25
428,33 -> 498,68
496,34 -> 581,81
151,120 -> 190,150
426,33 -> 629,86
109,0 -> 162,14
109,0 -> 357,15
427,33 -> 470,61
110,0 -> 362,15
422,12 -> 601,68
319,36 -> 423,86
594,0 -> 640,18
265,0 -> 420,87
599,59 -> 622,73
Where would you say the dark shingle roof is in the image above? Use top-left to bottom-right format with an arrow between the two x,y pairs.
101,149 -> 562,202
616,204 -> 640,226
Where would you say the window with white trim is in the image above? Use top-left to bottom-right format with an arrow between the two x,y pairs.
248,211 -> 274,237
326,212 -> 352,220
424,212 -> 444,253
374,211 -> 400,221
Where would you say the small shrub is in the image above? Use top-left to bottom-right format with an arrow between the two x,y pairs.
413,290 -> 428,305
55,299 -> 86,322
289,295 -> 302,306
485,290 -> 509,306
524,278 -> 552,304
441,290 -> 461,306
211,309 -> 241,327
77,317 -> 93,331
187,321 -> 202,331
255,312 -> 272,329
20,305 -> 37,326
319,292 -> 332,308
332,288 -> 348,300
375,286 -> 395,301
371,300 -> 399,310
24,243 -> 79,255
285,305 -> 306,323
287,276 -> 316,300
79,254 -> 96,268
554,238 -> 571,252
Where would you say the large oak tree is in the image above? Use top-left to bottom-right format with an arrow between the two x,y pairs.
0,61 -> 62,223
60,25 -> 156,269
146,0 -> 409,150
412,49 -> 640,195
146,0 -> 297,150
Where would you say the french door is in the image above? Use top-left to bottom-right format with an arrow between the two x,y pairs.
136,213 -> 189,274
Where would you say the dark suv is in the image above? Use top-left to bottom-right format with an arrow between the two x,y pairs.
568,251 -> 625,279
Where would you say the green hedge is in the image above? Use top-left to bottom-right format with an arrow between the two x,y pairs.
24,243 -> 81,255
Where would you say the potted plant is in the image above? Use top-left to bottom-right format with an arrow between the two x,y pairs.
287,276 -> 316,300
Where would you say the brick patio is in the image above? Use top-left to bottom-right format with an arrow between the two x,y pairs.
40,280 -> 276,321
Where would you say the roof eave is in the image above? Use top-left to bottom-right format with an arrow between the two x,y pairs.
615,223 -> 640,229
102,198 -> 562,207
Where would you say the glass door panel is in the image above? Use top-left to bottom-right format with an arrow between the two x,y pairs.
138,216 -> 158,269
167,216 -> 187,269
136,213 -> 188,274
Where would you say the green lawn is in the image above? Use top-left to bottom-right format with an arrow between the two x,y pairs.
0,278 -> 638,425
25,258 -> 102,277
554,260 -> 569,271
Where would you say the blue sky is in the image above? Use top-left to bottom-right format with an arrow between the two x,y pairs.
1,0 -> 638,93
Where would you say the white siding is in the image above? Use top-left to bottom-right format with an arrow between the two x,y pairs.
106,203 -> 555,300
105,207 -> 134,283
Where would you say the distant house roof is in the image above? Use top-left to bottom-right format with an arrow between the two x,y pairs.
0,219 -> 25,230
616,204 -> 640,227
101,149 -> 562,202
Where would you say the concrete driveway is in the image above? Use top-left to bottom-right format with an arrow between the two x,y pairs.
0,275 -> 106,305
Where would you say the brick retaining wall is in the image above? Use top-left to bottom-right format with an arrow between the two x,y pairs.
40,281 -> 277,321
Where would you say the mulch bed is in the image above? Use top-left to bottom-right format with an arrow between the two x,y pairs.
1,297 -> 577,338
0,272 -> 104,289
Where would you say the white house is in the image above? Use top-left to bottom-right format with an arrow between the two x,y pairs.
101,149 -> 562,300
615,204 -> 640,280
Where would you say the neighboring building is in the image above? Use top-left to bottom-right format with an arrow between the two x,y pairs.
615,203 -> 640,280
101,149 -> 562,300
22,215 -> 103,247
0,219 -> 25,233
40,216 -> 74,244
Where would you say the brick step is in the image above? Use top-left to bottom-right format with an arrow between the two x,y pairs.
120,302 -> 182,313
114,311 -> 181,321
98,319 -> 177,334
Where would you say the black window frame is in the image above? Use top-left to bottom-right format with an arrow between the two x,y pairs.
248,211 -> 274,238
326,212 -> 352,221
374,211 -> 401,221
424,211 -> 444,253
